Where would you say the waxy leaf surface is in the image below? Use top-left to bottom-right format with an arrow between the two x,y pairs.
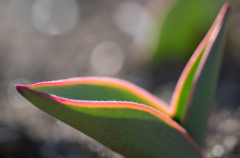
152,0 -> 222,63
16,79 -> 201,158
170,4 -> 230,125
23,77 -> 169,114
182,4 -> 230,146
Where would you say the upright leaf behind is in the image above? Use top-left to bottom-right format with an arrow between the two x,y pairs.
136,0 -> 222,64
170,4 -> 230,123
181,4 -> 230,146
153,0 -> 222,63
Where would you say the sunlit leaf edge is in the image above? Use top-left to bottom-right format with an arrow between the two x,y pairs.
16,85 -> 202,158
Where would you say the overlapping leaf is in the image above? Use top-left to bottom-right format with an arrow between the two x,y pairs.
169,3 -> 230,146
16,80 -> 201,158
180,5 -> 230,146
170,3 -> 230,122
21,78 -> 169,115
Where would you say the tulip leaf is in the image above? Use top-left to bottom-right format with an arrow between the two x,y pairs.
152,0 -> 223,63
23,77 -> 169,115
170,48 -> 204,122
180,4 -> 230,146
170,4 -> 230,124
16,84 -> 202,158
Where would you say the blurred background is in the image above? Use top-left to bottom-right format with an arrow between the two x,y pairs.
0,0 -> 240,157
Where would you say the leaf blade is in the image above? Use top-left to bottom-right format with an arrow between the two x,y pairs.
181,4 -> 230,146
171,3 -> 230,122
26,77 -> 170,115
152,0 -> 223,63
16,85 -> 201,158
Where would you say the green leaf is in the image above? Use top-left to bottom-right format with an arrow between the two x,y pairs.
22,77 -> 169,115
171,47 -> 204,123
170,3 -> 230,124
180,4 -> 230,146
16,82 -> 202,158
154,0 -> 223,63
135,0 -> 223,64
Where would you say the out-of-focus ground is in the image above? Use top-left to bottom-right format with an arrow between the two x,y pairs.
0,0 -> 240,158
